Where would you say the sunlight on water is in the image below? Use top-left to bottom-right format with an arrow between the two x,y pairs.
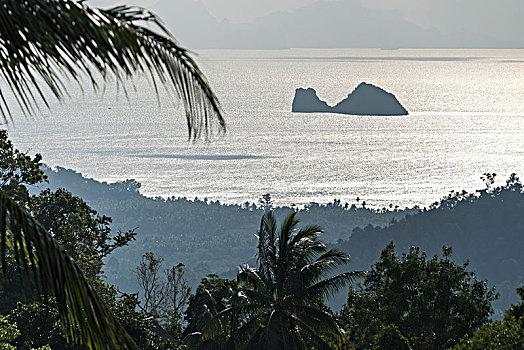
4,49 -> 524,208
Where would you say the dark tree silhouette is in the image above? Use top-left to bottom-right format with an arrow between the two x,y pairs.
196,211 -> 363,349
0,0 -> 225,348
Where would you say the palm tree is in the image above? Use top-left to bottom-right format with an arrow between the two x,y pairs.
199,211 -> 363,349
1,0 -> 225,348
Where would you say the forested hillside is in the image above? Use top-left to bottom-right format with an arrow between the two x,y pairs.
35,166 -> 524,315
38,166 -> 411,291
335,174 -> 524,316
5,130 -> 524,348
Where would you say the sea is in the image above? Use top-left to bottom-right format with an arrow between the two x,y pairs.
3,48 -> 524,209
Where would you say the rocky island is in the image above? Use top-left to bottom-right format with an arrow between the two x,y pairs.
292,82 -> 408,116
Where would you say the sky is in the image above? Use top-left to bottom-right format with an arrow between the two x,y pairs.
89,0 -> 327,22
88,0 -> 523,48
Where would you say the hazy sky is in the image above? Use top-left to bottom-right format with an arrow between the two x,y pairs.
88,0 -> 523,48
89,0 -> 328,22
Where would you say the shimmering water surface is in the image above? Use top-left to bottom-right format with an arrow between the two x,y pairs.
4,49 -> 524,208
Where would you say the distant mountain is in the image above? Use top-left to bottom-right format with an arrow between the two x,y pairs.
151,0 -> 512,49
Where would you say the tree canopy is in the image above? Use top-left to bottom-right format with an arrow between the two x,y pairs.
453,286 -> 524,350
0,130 -> 47,204
340,242 -> 496,350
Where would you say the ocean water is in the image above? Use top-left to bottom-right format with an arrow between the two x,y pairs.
4,48 -> 524,208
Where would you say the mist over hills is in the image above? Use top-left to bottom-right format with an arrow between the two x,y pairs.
34,166 -> 524,317
151,0 -> 516,49
36,166 -> 411,293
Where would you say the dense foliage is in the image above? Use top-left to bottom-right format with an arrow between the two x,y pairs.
0,130 -> 47,204
0,315 -> 20,350
335,174 -> 524,315
0,131 -> 169,349
38,161 -> 524,318
7,301 -> 66,349
453,286 -> 524,349
29,188 -> 136,283
339,242 -> 496,349
373,324 -> 411,350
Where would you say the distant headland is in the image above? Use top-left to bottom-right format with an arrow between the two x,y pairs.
292,82 -> 408,116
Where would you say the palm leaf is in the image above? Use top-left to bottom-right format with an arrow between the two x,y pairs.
286,250 -> 351,300
289,238 -> 327,273
293,304 -> 345,339
291,315 -> 332,350
238,288 -> 272,307
301,249 -> 352,282
278,212 -> 299,255
288,225 -> 326,270
265,310 -> 289,350
289,224 -> 324,249
237,264 -> 260,290
0,0 -> 224,140
0,190 -> 137,349
201,303 -> 259,341
304,270 -> 365,302
190,287 -> 222,332
224,308 -> 267,349
275,212 -> 300,294
256,211 -> 277,285
244,325 -> 266,349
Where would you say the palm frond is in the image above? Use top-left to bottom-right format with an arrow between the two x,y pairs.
302,249 -> 352,281
237,264 -> 261,290
293,304 -> 345,339
188,287 -> 222,332
244,325 -> 266,349
289,241 -> 327,272
239,288 -> 272,307
224,308 -> 268,349
0,0 -> 224,140
265,310 -> 289,350
275,212 -> 300,293
0,190 -> 137,349
256,211 -> 278,290
288,225 -> 326,268
201,303 -> 259,341
279,212 -> 299,253
304,270 -> 365,302
200,306 -> 238,342
289,224 -> 324,248
291,315 -> 332,350
286,250 -> 351,299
